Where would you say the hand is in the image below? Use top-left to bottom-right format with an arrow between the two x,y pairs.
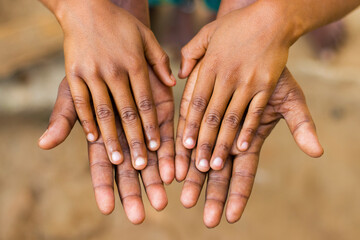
178,67 -> 323,228
179,1 -> 294,172
44,0 -> 175,169
38,67 -> 175,222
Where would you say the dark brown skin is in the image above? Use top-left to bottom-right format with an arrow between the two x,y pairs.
179,0 -> 360,172
39,67 -> 174,223
178,66 -> 323,228
38,0 -> 176,169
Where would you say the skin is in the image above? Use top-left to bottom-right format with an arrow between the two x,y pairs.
179,0 -> 360,172
39,67 -> 174,223
38,0 -> 176,169
178,65 -> 324,228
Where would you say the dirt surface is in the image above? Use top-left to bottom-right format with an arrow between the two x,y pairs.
0,6 -> 360,240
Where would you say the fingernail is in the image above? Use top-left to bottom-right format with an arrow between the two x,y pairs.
135,157 -> 146,167
87,133 -> 95,142
240,142 -> 249,151
39,129 -> 49,145
170,74 -> 177,85
213,157 -> 223,168
149,140 -> 158,150
199,159 -> 209,169
111,151 -> 122,163
184,138 -> 195,148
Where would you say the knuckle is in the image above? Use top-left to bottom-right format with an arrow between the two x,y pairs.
192,96 -> 207,112
129,139 -> 143,150
120,107 -> 138,123
73,95 -> 88,108
137,97 -> 153,112
181,47 -> 190,59
96,104 -> 113,121
208,175 -> 230,186
224,112 -> 240,129
205,111 -> 221,128
251,106 -> 265,118
200,143 -> 212,152
187,121 -> 200,131
128,56 -> 144,73
147,156 -> 158,167
157,51 -> 170,65
245,128 -> 256,136
217,143 -> 230,153
118,169 -> 138,179
144,123 -> 156,133
104,137 -> 118,147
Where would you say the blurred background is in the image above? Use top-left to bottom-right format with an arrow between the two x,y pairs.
1,0 -> 360,239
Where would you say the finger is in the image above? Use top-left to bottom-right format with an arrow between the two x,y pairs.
183,61 -> 216,150
180,150 -> 206,208
203,157 -> 232,228
115,137 -> 145,225
210,89 -> 251,170
141,28 -> 176,86
128,60 -> 161,152
149,67 -> 175,184
38,78 -> 77,149
195,80 -> 234,172
88,79 -> 123,165
175,64 -> 199,181
225,133 -> 264,223
88,139 -> 115,215
141,151 -> 168,211
107,74 -> 147,170
179,23 -> 216,78
279,71 -> 324,158
237,91 -> 271,152
67,75 -> 98,142
157,102 -> 175,184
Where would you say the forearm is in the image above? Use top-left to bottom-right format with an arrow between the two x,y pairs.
266,0 -> 360,43
218,0 -> 257,17
110,0 -> 150,27
39,0 -> 150,27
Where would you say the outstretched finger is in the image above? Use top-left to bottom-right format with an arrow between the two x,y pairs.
180,150 -> 206,208
203,157 -> 232,228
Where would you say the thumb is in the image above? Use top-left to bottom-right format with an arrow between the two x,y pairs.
38,78 -> 77,150
179,22 -> 215,79
281,76 -> 324,158
141,28 -> 176,87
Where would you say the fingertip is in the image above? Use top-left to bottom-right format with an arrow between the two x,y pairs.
225,200 -> 244,224
148,139 -> 160,151
123,198 -> 145,225
203,203 -> 222,228
110,151 -> 123,165
161,168 -> 175,185
149,187 -> 168,211
134,157 -> 147,170
180,190 -> 197,208
296,130 -> 324,158
210,157 -> 224,170
197,159 -> 210,172
95,189 -> 115,215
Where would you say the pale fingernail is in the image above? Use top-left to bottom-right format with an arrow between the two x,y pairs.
213,157 -> 223,168
111,151 -> 122,163
149,140 -> 158,150
199,159 -> 209,169
170,74 -> 177,85
39,129 -> 49,145
184,138 -> 195,148
240,142 -> 249,151
135,157 -> 146,167
87,133 -> 95,142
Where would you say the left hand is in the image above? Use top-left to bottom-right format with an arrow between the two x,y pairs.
177,66 -> 323,227
179,1 -> 296,171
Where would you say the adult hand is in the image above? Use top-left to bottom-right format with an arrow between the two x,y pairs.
178,67 -> 323,228
39,0 -> 175,169
38,67 -> 174,222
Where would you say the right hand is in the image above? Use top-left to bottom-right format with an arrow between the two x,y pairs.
38,67 -> 175,222
53,0 -> 175,169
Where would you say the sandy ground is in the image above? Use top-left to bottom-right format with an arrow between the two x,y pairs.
0,5 -> 360,240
